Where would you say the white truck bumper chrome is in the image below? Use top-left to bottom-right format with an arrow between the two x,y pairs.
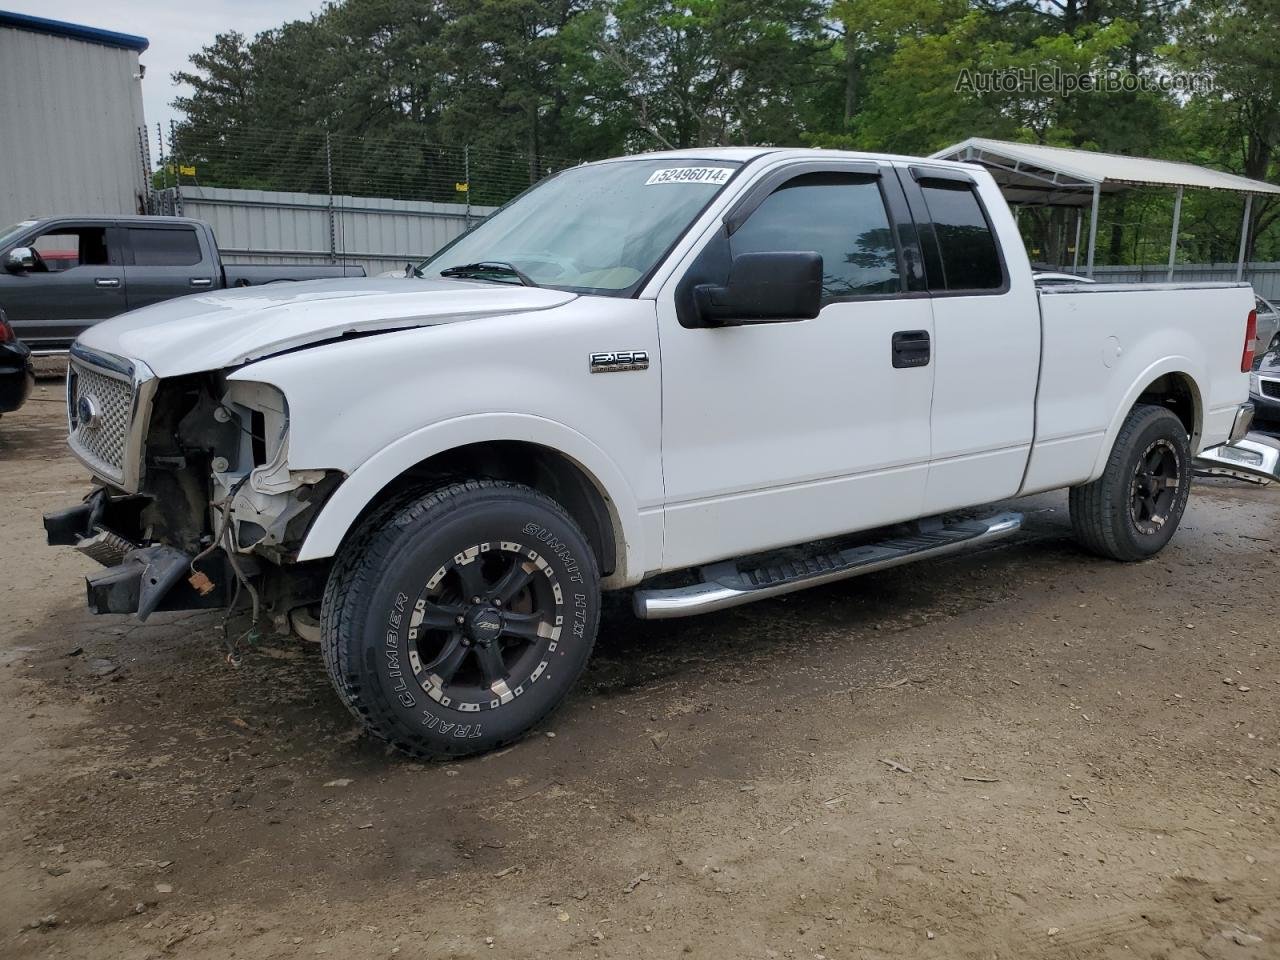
1194,432 -> 1280,485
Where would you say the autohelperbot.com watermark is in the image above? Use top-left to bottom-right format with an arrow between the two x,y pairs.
955,67 -> 1215,96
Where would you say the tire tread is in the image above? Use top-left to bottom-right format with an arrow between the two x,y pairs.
1069,404 -> 1188,562
319,479 -> 599,760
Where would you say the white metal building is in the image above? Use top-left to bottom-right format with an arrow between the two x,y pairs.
0,10 -> 149,227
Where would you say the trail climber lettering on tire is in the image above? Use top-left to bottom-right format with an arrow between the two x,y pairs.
420,710 -> 483,738
384,591 -> 417,708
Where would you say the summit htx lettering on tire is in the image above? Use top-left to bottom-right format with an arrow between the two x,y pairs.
320,480 -> 600,759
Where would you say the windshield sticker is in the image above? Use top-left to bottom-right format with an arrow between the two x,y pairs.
645,167 -> 733,186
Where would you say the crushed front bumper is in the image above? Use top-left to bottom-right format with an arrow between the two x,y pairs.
44,488 -> 229,619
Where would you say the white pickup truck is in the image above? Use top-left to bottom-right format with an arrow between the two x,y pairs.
44,147 -> 1264,759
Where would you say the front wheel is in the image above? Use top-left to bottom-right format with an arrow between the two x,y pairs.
321,480 -> 600,759
1069,404 -> 1192,561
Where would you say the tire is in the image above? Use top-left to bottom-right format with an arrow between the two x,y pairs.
1069,404 -> 1192,562
320,480 -> 600,759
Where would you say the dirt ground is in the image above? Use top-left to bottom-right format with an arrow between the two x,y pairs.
1,386 -> 1278,960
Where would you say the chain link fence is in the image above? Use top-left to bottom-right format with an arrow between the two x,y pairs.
144,122 -> 576,209
136,123 -> 578,275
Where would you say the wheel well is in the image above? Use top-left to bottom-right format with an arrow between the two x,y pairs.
350,441 -> 618,577
1137,372 -> 1200,442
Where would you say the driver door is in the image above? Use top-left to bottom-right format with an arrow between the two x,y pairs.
655,162 -> 936,570
0,222 -> 126,349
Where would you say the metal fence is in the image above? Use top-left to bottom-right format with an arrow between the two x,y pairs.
155,185 -> 497,277
139,123 -> 574,276
145,123 -> 573,209
1090,263 -> 1280,300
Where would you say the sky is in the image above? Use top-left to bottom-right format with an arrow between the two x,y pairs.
4,0 -> 325,133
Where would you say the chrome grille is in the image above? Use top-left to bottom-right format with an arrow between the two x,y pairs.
68,362 -> 133,478
1262,378 -> 1280,400
65,346 -> 156,490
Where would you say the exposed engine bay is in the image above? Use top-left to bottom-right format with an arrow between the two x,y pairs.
45,369 -> 341,633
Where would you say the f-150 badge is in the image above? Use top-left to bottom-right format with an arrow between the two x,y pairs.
590,350 -> 649,373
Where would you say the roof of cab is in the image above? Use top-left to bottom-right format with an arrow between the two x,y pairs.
590,146 -> 979,172
25,215 -> 207,228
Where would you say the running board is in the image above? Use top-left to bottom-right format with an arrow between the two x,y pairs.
633,512 -> 1023,620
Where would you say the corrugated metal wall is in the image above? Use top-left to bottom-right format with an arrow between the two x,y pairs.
0,27 -> 147,226
161,185 -> 496,276
1091,264 -> 1280,300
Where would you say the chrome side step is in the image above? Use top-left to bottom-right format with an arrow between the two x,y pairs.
633,512 -> 1023,620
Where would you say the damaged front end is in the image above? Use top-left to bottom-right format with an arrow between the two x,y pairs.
45,346 -> 340,628
44,490 -> 232,618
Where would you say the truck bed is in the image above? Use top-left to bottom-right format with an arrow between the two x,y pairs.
1022,281 -> 1255,495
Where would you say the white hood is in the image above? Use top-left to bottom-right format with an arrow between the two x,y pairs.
76,277 -> 578,377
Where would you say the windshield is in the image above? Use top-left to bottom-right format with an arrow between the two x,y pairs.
419,158 -> 741,295
0,221 -> 37,250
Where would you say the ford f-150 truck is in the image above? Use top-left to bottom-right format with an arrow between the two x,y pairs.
0,216 -> 364,352
43,147 -> 1267,759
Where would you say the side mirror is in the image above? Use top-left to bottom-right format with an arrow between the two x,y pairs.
694,251 -> 822,326
5,247 -> 35,273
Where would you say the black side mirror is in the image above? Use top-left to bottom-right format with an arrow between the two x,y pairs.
5,247 -> 35,274
694,251 -> 822,326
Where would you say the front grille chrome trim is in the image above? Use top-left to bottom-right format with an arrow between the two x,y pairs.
66,343 -> 158,493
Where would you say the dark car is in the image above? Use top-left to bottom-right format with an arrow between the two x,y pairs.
0,309 -> 34,416
1251,343 -> 1280,437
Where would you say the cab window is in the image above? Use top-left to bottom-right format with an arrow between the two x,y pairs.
918,181 -> 1004,291
30,227 -> 110,272
731,172 -> 901,303
127,227 -> 203,267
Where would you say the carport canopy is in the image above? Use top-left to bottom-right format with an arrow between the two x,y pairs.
931,137 -> 1280,280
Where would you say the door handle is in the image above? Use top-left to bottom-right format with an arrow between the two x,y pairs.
95,278 -> 120,288
189,278 -> 213,287
891,330 -> 931,368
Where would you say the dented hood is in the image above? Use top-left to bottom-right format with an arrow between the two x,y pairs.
75,277 -> 578,377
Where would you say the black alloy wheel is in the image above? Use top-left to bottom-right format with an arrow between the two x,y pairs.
408,541 -> 561,712
1129,438 -> 1182,536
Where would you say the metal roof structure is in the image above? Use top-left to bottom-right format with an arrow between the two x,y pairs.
0,10 -> 149,53
932,137 -> 1280,280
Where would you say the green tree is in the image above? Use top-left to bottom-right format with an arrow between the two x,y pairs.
586,0 -> 830,150
1168,0 -> 1280,260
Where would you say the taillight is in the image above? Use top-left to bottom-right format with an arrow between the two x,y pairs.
0,316 -> 12,344
1242,308 -> 1258,372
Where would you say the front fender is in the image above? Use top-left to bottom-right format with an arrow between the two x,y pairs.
294,412 -> 654,587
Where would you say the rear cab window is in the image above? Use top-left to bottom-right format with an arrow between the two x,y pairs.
127,227 -> 203,267
910,172 -> 1006,294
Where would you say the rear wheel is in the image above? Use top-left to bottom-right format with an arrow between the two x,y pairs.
321,480 -> 600,759
1069,404 -> 1192,561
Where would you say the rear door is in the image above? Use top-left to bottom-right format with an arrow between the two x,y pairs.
0,221 -> 126,349
898,165 -> 1041,512
123,223 -> 216,310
